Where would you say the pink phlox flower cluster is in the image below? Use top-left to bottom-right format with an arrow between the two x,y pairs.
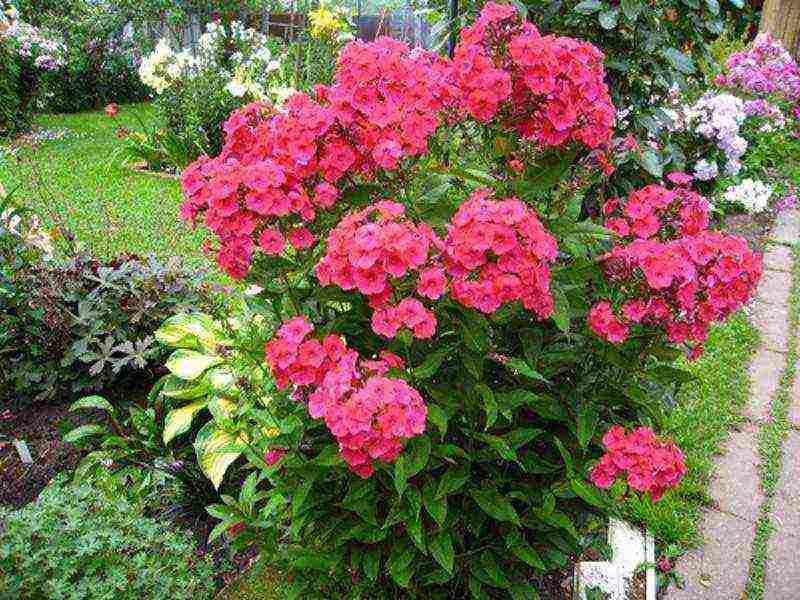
722,33 -> 800,102
264,316 -> 426,478
602,181 -> 710,241
315,201 -> 441,340
591,186 -> 762,357
180,36 -> 457,280
590,425 -> 686,502
453,2 -> 615,149
444,188 -> 558,318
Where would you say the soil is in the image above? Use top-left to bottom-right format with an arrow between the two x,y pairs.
129,160 -> 180,179
624,569 -> 648,600
0,404 -> 101,509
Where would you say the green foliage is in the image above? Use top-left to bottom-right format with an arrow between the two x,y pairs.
0,477 -> 219,600
0,40 -> 25,137
0,238 -> 212,406
521,0 -> 743,130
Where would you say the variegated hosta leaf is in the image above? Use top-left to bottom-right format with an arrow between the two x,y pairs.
207,367 -> 237,395
194,421 -> 247,489
208,397 -> 237,422
69,395 -> 114,414
165,349 -> 223,381
161,374 -> 210,400
163,400 -> 208,445
156,313 -> 225,351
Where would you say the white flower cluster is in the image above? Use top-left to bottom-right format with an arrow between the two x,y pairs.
685,92 -> 748,178
723,178 -> 773,213
139,20 -> 286,103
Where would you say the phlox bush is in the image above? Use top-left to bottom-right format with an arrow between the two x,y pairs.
165,4 -> 760,596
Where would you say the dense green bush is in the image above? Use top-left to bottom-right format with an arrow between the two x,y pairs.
0,215 -> 212,405
0,477 -> 219,600
0,41 -> 24,136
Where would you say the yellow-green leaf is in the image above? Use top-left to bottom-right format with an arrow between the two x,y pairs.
165,349 -> 223,381
161,374 -> 209,400
194,421 -> 245,489
163,401 -> 208,444
156,313 -> 224,350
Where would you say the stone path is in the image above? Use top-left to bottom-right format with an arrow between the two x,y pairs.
667,209 -> 800,600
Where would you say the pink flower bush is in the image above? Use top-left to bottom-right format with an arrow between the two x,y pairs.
591,184 -> 762,356
453,2 -> 615,148
721,33 -> 800,102
265,316 -> 427,478
180,3 -> 615,281
444,189 -> 558,317
590,425 -> 686,502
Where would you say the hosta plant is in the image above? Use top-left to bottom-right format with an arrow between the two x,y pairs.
159,4 -> 761,597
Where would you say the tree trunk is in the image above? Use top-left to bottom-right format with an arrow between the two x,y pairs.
760,0 -> 800,59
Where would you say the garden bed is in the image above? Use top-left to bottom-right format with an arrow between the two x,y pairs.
0,404 -> 101,508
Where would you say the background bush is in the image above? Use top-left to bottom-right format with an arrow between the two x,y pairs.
0,477 -> 219,600
0,41 -> 25,136
0,219 -> 213,406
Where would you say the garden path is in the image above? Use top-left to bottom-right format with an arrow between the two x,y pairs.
666,209 -> 800,600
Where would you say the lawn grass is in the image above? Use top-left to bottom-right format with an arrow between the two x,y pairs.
624,310 -> 760,549
0,104 -> 208,266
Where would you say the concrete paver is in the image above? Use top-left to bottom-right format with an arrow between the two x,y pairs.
746,349 -> 784,423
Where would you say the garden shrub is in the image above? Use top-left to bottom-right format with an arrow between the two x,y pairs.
0,210 -> 212,405
134,20 -> 290,170
150,4 -> 763,597
35,1 -> 148,113
0,40 -> 23,136
0,1 -> 64,133
0,477 -> 218,600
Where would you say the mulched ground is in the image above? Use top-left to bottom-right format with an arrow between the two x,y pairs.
0,404 -> 100,509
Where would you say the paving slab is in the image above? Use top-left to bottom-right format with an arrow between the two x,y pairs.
763,243 -> 794,273
771,210 -> 800,245
746,349 -> 784,423
750,300 -> 791,353
764,431 -> 800,599
756,268 -> 792,307
665,510 -> 755,600
708,427 -> 762,520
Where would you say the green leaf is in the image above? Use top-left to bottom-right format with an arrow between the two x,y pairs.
63,424 -> 107,443
598,7 -> 619,28
436,463 -> 470,499
576,404 -> 598,448
423,478 -> 448,526
574,0 -> 602,13
428,530 -> 454,574
551,288 -> 570,333
505,358 -> 548,383
571,478 -> 608,509
395,456 -> 408,498
314,444 -> 343,466
403,435 -> 431,478
729,0 -> 744,7
387,541 -> 416,588
637,149 -> 663,178
194,421 -> 243,489
155,313 -> 223,350
505,530 -> 546,570
706,0 -> 720,14
69,395 -> 114,414
661,47 -> 696,74
161,374 -> 210,400
475,383 -> 497,430
470,489 -> 520,525
427,403 -> 448,437
511,584 -> 540,600
363,547 -> 381,581
415,350 -> 446,379
165,349 -> 223,381
163,400 -> 208,444
620,0 -> 644,20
